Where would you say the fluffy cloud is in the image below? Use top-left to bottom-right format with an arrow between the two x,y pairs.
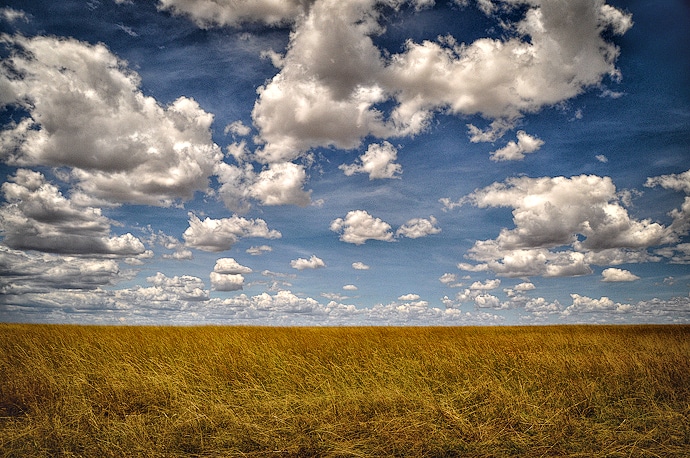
646,168 -> 690,237
655,243 -> 690,264
248,0 -> 631,162
339,141 -> 402,180
452,278 -> 504,308
213,258 -> 252,274
145,272 -> 209,301
0,35 -> 222,207
147,230 -> 194,260
0,169 -> 146,256
290,255 -> 326,270
396,216 -> 441,239
330,210 -> 395,245
331,211 -> 441,245
210,273 -> 245,291
183,213 -> 281,252
562,294 -> 632,315
454,175 -> 670,277
514,282 -> 536,292
470,279 -> 501,290
224,120 -> 252,137
250,162 -> 312,206
524,297 -> 561,314
458,246 -> 594,278
439,273 -> 458,285
489,131 -> 544,162
343,284 -> 358,291
646,169 -> 690,194
0,246 -> 130,294
352,261 -> 370,270
215,161 -> 312,211
601,268 -> 640,282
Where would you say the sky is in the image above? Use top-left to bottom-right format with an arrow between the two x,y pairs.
0,0 -> 689,326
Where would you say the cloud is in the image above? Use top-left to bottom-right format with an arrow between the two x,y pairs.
524,297 -> 561,314
0,246 -> 130,294
646,168 -> 690,244
215,161 -> 312,211
290,255 -> 326,270
0,7 -> 28,23
246,245 -> 273,256
0,35 -> 222,207
514,282 -> 536,292
352,262 -> 370,270
646,168 -> 690,194
147,230 -> 193,260
562,294 -> 632,315
396,216 -> 441,239
156,0 -> 311,28
330,210 -> 395,245
596,154 -> 608,163
343,284 -> 358,291
0,169 -> 146,256
470,279 -> 500,291
339,141 -> 402,180
459,246 -> 594,278
398,293 -> 420,301
221,290 -> 328,315
656,243 -> 690,264
601,268 -> 640,282
439,273 -> 458,285
451,278 -> 503,308
213,258 -> 252,274
224,120 -> 251,137
250,162 -> 312,206
210,272 -> 245,291
248,0 -> 631,162
182,213 -> 281,252
455,175 -> 670,277
489,131 -> 544,161
145,272 -> 209,301
474,294 -> 503,309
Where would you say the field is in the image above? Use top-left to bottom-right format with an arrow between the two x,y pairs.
1,325 -> 689,457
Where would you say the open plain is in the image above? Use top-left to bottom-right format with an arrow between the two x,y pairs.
1,324 -> 689,457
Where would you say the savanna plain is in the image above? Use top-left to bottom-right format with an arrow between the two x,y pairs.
1,324 -> 689,457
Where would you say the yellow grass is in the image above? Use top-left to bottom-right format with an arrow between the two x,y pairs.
1,324 -> 689,457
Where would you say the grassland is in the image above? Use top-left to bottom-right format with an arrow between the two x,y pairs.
1,324 -> 689,457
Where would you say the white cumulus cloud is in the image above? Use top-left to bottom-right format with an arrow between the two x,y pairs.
0,35 -> 222,207
290,255 -> 326,270
213,258 -> 252,274
247,0 -> 631,163
183,213 -> 281,252
489,131 -> 544,162
210,272 -> 245,291
339,141 -> 402,180
0,169 -> 146,256
330,210 -> 395,245
454,175 -> 670,277
601,268 -> 640,282
396,216 -> 441,239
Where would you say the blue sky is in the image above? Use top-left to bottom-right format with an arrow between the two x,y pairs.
1,0 -> 689,325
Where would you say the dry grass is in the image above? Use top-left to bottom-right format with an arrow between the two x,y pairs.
1,324 -> 689,457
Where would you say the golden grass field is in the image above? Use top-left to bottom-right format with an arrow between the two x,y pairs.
1,324 -> 689,457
